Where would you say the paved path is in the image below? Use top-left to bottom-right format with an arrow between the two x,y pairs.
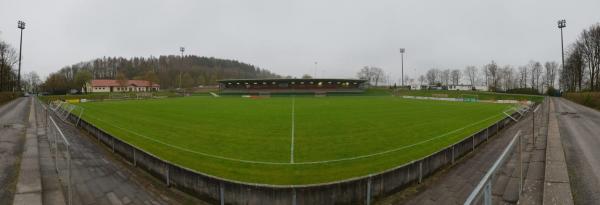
542,98 -> 573,205
36,100 -> 208,205
13,98 -> 43,205
0,98 -> 30,205
554,97 -> 600,204
377,101 -> 547,205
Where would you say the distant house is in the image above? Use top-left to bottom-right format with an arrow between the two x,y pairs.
448,85 -> 474,91
83,79 -> 160,93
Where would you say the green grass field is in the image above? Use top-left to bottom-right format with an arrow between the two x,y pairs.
74,96 -> 513,185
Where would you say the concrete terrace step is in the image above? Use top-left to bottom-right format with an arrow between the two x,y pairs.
13,98 -> 42,205
542,99 -> 574,205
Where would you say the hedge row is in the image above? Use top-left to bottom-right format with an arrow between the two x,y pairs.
0,92 -> 19,105
564,92 -> 600,111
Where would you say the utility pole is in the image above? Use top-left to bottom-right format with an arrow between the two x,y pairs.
17,20 -> 26,92
557,20 -> 566,91
399,48 -> 405,86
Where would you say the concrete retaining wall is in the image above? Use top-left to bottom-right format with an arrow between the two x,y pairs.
61,106 -> 522,205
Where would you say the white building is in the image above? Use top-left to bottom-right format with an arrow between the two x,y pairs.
83,79 -> 160,93
448,85 -> 474,91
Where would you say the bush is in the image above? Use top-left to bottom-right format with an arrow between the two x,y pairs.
564,92 -> 600,111
546,87 -> 561,97
0,92 -> 19,105
505,88 -> 540,95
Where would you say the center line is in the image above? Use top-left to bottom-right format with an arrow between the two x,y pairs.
290,95 -> 296,163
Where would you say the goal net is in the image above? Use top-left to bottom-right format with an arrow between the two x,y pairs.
461,94 -> 479,102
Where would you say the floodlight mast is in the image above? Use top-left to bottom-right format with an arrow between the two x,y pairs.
179,47 -> 185,89
17,20 -> 26,92
557,20 -> 566,90
314,62 -> 318,78
399,48 -> 405,86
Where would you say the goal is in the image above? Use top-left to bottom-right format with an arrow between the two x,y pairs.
461,94 -> 479,102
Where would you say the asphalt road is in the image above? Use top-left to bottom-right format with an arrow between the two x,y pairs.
0,97 -> 29,205
553,97 -> 600,204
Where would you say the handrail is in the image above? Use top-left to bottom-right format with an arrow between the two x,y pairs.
464,130 -> 522,205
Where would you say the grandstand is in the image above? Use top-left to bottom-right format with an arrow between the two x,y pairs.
217,78 -> 367,94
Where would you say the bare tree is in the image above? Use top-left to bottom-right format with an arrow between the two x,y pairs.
464,66 -> 478,86
544,61 -> 558,89
440,69 -> 450,86
418,75 -> 426,85
356,66 -> 385,86
518,66 -> 528,88
450,69 -> 461,85
425,69 -> 440,85
22,71 -> 41,93
116,71 -> 128,88
500,65 -> 515,90
578,25 -> 600,90
559,24 -> 600,91
484,61 -> 499,91
529,61 -> 543,91
0,40 -> 18,91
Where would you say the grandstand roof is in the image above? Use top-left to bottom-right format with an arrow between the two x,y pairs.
90,79 -> 160,87
218,78 -> 366,83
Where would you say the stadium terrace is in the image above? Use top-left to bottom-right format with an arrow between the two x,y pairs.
217,78 -> 367,94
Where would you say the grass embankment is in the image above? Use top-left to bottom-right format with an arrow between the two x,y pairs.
76,96 -> 512,185
396,90 -> 544,102
39,91 -> 180,103
564,92 -> 600,111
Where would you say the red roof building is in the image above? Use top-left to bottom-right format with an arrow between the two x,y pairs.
84,79 -> 160,93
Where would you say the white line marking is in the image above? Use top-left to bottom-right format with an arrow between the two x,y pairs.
83,108 -> 504,165
290,96 -> 296,163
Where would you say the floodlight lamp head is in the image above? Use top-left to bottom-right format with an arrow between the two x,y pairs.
557,19 -> 566,28
180,47 -> 185,52
399,48 -> 405,53
17,21 -> 25,29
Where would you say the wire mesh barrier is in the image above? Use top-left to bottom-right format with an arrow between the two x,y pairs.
44,104 -> 73,205
52,99 -> 530,205
464,130 -> 523,205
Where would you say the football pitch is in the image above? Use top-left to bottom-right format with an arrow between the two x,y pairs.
75,96 -> 513,185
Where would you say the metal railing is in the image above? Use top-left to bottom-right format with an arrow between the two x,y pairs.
464,130 -> 522,205
41,99 -> 73,205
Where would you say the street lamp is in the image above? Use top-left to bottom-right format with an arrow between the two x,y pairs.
557,19 -> 566,90
399,48 -> 405,86
17,20 -> 25,92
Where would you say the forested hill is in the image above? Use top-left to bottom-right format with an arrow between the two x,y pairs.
44,55 -> 281,93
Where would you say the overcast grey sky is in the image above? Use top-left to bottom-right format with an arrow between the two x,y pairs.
1,0 -> 599,83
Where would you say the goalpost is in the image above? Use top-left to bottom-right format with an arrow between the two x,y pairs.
461,94 -> 479,102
